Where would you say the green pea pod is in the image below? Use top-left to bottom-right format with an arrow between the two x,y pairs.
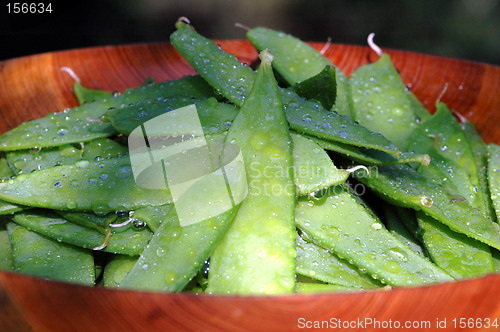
0,158 -> 26,215
296,185 -> 453,287
103,254 -> 138,288
350,163 -> 500,250
296,283 -> 363,294
0,218 -> 14,270
291,65 -> 337,110
207,51 -> 296,295
291,133 -> 349,195
0,155 -> 172,213
170,21 -> 401,158
296,235 -> 382,289
0,75 -> 216,151
11,210 -> 151,255
130,205 -> 173,233
107,97 -> 238,136
350,54 -> 419,149
6,144 -> 83,175
487,143 -> 500,220
73,81 -> 113,105
0,158 -> 14,180
416,211 -> 494,279
246,26 -> 353,117
462,121 -> 496,221
492,249 -> 500,272
82,138 -> 128,161
56,211 -> 118,230
408,91 -> 431,123
6,221 -> 95,285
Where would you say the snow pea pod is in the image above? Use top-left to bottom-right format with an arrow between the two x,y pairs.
350,53 -> 419,149
0,75 -> 216,151
6,144 -> 83,175
291,133 -> 349,195
416,211 -> 494,279
207,51 -> 296,295
0,218 -> 14,270
0,155 -> 172,213
170,21 -> 401,158
295,185 -> 453,286
487,143 -> 500,220
106,97 -> 238,136
129,205 -> 173,233
73,81 -> 113,105
291,65 -> 337,110
82,138 -> 127,161
0,158 -> 26,215
350,163 -> 500,250
103,254 -> 138,288
295,235 -> 381,289
11,210 -> 151,255
6,221 -> 95,285
246,26 -> 353,117
56,210 -> 118,230
296,283 -> 363,294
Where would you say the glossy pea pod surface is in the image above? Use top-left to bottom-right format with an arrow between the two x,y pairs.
207,51 -> 296,295
0,217 -> 14,270
487,143 -> 500,220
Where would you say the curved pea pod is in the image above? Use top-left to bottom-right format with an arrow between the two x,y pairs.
130,205 -> 173,233
73,81 -> 113,105
291,133 -> 349,195
416,211 -> 494,279
246,26 -> 353,117
350,163 -> 500,251
493,250 -> 500,272
0,155 -> 172,213
56,210 -> 118,230
296,283 -> 363,294
0,158 -> 26,215
291,65 -> 337,110
487,143 -> 500,220
295,185 -> 453,287
296,235 -> 382,289
0,218 -> 14,270
106,97 -> 238,136
11,210 -> 151,255
6,144 -> 83,175
350,53 -> 419,149
6,221 -> 95,285
0,158 -> 14,180
103,254 -> 138,288
462,121 -> 496,221
170,21 -> 401,158
408,91 -> 431,123
0,75 -> 216,151
207,51 -> 296,295
82,138 -> 127,161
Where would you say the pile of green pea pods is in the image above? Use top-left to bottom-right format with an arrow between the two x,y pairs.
1,19 -> 500,295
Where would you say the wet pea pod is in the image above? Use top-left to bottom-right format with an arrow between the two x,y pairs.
0,155 -> 172,213
487,143 -> 500,220
170,21 -> 402,158
246,26 -> 353,117
0,75 -> 217,151
349,53 -> 419,149
416,211 -> 494,279
73,81 -> 113,105
102,254 -> 138,288
130,205 -> 173,233
296,283 -> 364,294
0,217 -> 14,270
82,138 -> 128,161
6,221 -> 95,285
0,158 -> 26,215
295,235 -> 382,289
349,163 -> 500,250
11,209 -> 151,255
291,65 -> 337,110
207,51 -> 296,295
295,185 -> 453,287
106,97 -> 238,136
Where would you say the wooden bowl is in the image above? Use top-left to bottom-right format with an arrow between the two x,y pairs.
1,41 -> 500,332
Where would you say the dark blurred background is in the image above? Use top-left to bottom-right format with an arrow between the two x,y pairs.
1,0 -> 499,65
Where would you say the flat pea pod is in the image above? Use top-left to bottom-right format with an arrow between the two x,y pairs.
296,283 -> 363,294
350,163 -> 500,250
0,158 -> 26,215
102,254 -> 138,288
296,185 -> 452,287
56,210 -> 118,230
291,133 -> 349,195
0,217 -> 14,270
0,75 -> 216,151
291,65 -> 337,110
350,53 -> 419,149
487,143 -> 500,220
6,221 -> 95,285
6,144 -> 83,175
129,205 -> 173,233
73,81 -> 113,105
106,97 -> 238,136
0,155 -> 172,213
246,26 -> 353,117
493,249 -> 500,272
120,204 -> 238,291
11,210 -> 151,255
416,211 -> 494,279
295,235 -> 381,289
82,138 -> 128,161
170,21 -> 401,158
207,51 -> 296,295
462,121 -> 496,221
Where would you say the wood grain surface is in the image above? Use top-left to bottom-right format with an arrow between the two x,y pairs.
0,40 -> 499,332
